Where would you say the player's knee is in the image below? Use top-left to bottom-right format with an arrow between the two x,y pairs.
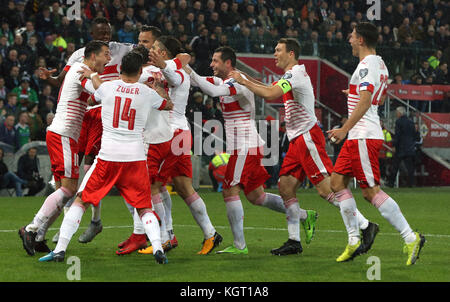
362,188 -> 379,203
330,177 -> 344,193
247,193 -> 265,206
278,185 -> 294,201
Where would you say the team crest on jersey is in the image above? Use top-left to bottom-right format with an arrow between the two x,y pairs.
282,72 -> 292,79
359,68 -> 369,79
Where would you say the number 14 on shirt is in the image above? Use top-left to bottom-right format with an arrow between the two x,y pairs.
113,96 -> 136,130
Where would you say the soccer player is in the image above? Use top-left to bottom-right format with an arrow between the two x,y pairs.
230,38 -> 377,256
327,22 -> 425,265
38,18 -> 137,246
118,37 -> 222,255
38,51 -> 174,264
18,40 -> 111,256
183,46 -> 302,255
114,44 -> 184,255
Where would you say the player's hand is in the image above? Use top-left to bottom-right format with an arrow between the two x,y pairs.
327,127 -> 347,144
145,80 -> 169,99
39,67 -> 57,80
149,50 -> 166,69
229,70 -> 244,84
175,53 -> 191,68
78,66 -> 95,81
342,89 -> 349,96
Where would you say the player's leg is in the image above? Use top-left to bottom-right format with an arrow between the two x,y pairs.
315,175 -> 377,251
216,184 -> 248,255
330,171 -> 365,262
173,175 -> 222,254
160,185 -> 177,245
44,157 -> 112,261
135,207 -> 167,264
39,197 -> 90,262
51,151 -> 86,244
20,176 -> 77,256
118,160 -> 168,264
363,184 -> 425,265
246,186 -> 286,214
79,111 -> 104,243
272,174 -> 306,255
78,154 -> 104,243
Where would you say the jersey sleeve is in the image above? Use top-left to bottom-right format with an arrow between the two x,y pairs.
190,71 -> 242,97
358,61 -> 377,94
144,85 -> 167,110
278,67 -> 311,94
93,84 -> 106,104
161,60 -> 185,87
81,78 -> 96,94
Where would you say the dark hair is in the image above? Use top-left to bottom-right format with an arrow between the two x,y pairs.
120,52 -> 143,76
214,46 -> 236,67
156,36 -> 182,59
141,25 -> 162,38
132,45 -> 149,63
93,17 -> 110,26
278,38 -> 301,59
355,22 -> 378,49
84,40 -> 108,58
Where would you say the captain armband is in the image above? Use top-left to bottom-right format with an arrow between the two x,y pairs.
276,79 -> 292,94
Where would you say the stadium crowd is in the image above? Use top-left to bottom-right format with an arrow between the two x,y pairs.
0,0 -> 448,191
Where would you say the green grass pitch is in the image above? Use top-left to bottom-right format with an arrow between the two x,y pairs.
1,187 -> 449,282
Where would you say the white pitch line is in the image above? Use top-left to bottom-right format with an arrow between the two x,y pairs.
3,224 -> 450,238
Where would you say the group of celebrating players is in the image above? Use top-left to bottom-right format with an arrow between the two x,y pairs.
17,17 -> 425,266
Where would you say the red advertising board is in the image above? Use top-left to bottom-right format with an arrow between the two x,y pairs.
387,84 -> 450,101
420,113 -> 450,148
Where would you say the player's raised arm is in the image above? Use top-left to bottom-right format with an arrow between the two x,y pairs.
230,70 -> 284,100
188,68 -> 240,98
39,67 -> 67,87
149,36 -> 189,87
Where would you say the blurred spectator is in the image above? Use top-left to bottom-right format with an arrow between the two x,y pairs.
428,50 -> 443,69
379,120 -> 393,183
189,27 -> 213,75
418,59 -> 435,81
38,35 -> 61,69
0,21 -> 14,45
388,107 -> 417,187
0,99 -> 6,124
52,30 -> 68,52
0,147 -> 27,196
17,147 -> 45,196
118,21 -> 136,44
0,114 -> 16,146
2,49 -> 21,79
186,91 -> 204,126
4,93 -> 18,117
435,61 -> 449,84
22,21 -> 38,44
35,6 -> 53,39
0,76 -> 8,101
27,103 -> 44,141
85,0 -> 110,21
302,30 -> 320,56
11,75 -> 38,111
15,111 -> 30,150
